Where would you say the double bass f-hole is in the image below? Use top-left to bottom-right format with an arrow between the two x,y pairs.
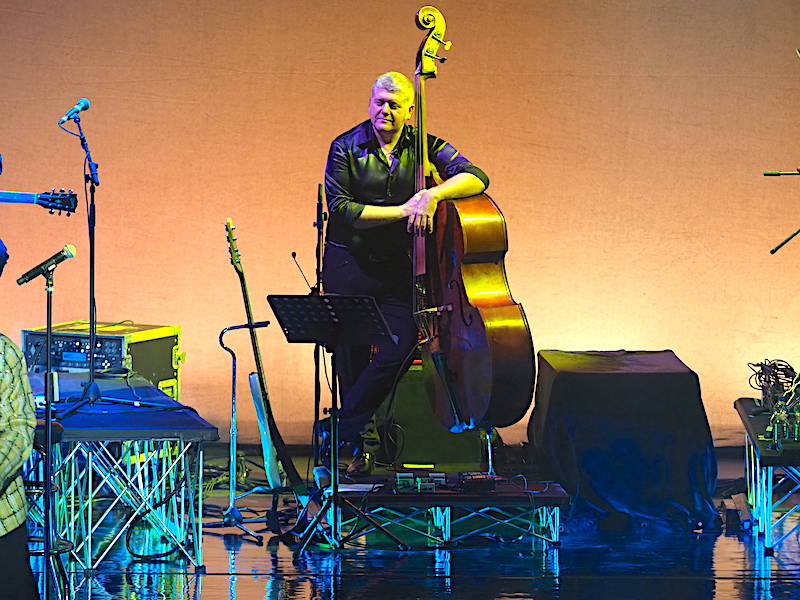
448,278 -> 474,327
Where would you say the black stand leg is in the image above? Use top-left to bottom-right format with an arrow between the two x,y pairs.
313,343 -> 322,465
311,184 -> 325,466
87,182 -> 96,386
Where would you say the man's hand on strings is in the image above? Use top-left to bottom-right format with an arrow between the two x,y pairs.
405,188 -> 439,234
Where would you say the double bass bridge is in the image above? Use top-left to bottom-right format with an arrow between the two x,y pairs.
414,303 -> 453,317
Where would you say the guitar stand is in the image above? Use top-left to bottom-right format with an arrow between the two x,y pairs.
203,323 -> 281,545
266,294 -> 409,552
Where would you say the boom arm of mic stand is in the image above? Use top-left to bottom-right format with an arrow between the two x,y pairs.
770,227 -> 800,255
765,169 -> 800,254
763,170 -> 800,176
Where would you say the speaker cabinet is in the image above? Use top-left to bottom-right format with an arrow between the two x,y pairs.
374,364 -> 485,470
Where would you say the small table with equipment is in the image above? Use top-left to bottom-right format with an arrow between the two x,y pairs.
25,371 -> 218,590
735,397 -> 800,554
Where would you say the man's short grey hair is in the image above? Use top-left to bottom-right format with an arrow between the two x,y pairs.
373,72 -> 414,102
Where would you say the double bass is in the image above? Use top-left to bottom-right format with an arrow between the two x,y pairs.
412,6 -> 535,432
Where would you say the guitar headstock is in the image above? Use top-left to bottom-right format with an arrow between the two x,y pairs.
415,6 -> 452,80
225,217 -> 243,275
38,189 -> 78,215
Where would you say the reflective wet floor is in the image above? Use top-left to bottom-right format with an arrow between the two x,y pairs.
38,451 -> 800,600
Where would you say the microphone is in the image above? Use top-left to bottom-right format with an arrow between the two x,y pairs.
58,98 -> 90,124
291,251 -> 313,291
17,244 -> 77,285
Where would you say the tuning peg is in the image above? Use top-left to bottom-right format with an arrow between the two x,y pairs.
425,49 -> 448,63
432,34 -> 451,50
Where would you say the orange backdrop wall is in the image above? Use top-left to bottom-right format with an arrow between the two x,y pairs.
2,0 -> 799,446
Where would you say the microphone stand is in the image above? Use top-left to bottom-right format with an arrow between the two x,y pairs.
37,268 -> 67,599
42,271 -> 63,600
764,169 -> 800,254
18,248 -> 77,599
59,114 -> 100,404
312,184 -> 326,465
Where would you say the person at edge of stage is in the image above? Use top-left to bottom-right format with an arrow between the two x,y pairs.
320,71 -> 489,475
0,238 -> 40,600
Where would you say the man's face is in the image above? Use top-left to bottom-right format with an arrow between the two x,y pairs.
369,87 -> 414,138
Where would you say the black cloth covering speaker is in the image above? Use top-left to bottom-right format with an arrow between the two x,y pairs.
528,350 -> 718,530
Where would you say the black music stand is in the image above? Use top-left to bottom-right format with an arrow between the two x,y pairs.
267,294 -> 409,551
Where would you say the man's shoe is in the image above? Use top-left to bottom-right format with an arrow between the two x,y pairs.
345,451 -> 374,477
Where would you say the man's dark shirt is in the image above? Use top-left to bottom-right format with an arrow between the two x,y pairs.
324,120 -> 489,262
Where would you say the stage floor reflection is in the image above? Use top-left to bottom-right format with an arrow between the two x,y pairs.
35,456 -> 800,600
41,511 -> 800,598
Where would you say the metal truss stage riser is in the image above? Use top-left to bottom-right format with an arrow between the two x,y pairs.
318,499 -> 560,549
745,434 -> 800,552
26,438 -> 205,594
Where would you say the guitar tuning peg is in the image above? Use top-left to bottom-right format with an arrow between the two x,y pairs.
49,208 -> 54,214
68,189 -> 74,194
59,188 -> 66,194
51,187 -> 56,193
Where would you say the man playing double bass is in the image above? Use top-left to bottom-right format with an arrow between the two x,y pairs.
321,71 -> 489,475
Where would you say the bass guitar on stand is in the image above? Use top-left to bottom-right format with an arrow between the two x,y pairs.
225,219 -> 308,500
